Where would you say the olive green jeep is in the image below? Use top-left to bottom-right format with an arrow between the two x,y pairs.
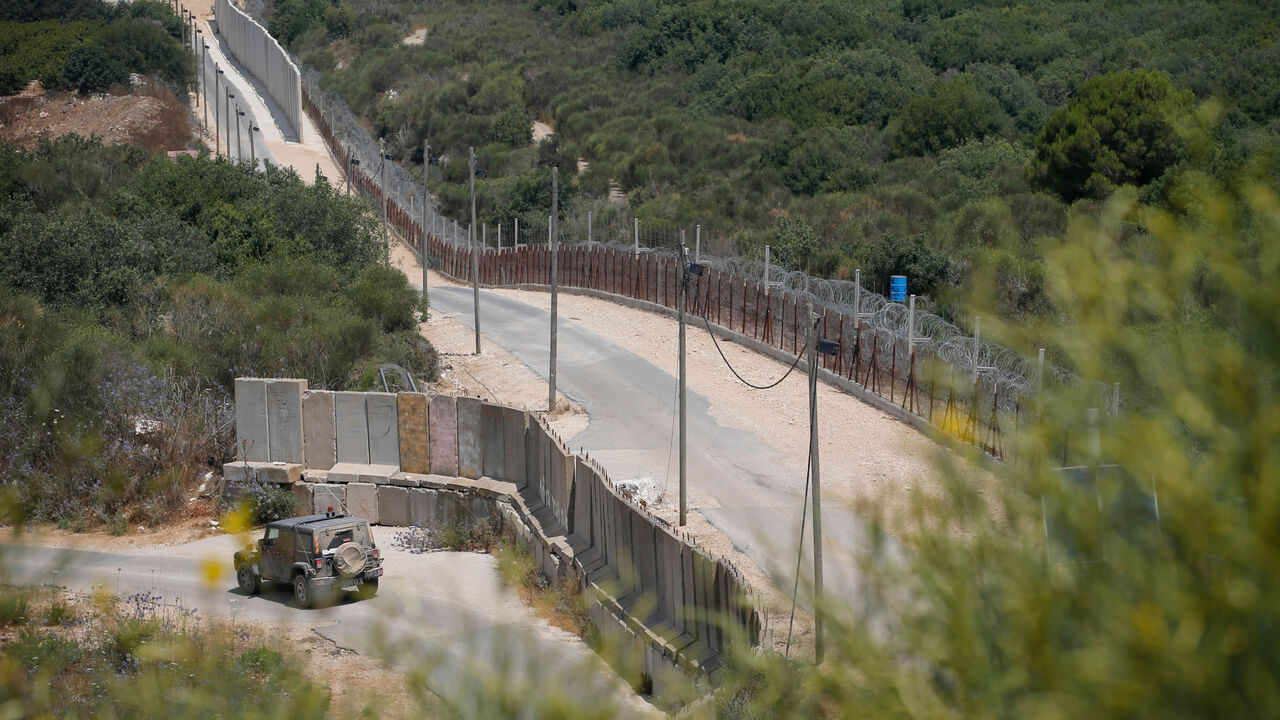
234,511 -> 384,608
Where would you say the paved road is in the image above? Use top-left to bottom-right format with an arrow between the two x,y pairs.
430,285 -> 871,608
1,535 -> 649,717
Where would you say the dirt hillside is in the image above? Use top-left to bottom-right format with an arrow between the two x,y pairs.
0,81 -> 193,153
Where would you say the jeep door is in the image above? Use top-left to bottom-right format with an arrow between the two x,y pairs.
273,529 -> 298,580
262,526 -> 294,581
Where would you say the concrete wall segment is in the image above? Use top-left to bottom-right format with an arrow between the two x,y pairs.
334,392 -> 370,464
365,392 -> 400,466
428,394 -> 459,476
266,379 -> 306,463
396,392 -> 430,473
234,378 -> 269,461
480,403 -> 505,479
456,396 -> 482,478
302,390 -> 336,470
214,0 -> 303,141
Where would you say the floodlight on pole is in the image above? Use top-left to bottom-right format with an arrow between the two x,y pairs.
224,89 -> 235,160
214,67 -> 223,154
235,107 -> 244,160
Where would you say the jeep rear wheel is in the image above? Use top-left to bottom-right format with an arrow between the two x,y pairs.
237,564 -> 260,595
294,575 -> 313,608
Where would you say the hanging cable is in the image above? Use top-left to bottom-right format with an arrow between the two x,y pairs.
691,275 -> 804,390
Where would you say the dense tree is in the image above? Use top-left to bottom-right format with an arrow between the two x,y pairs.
1033,70 -> 1193,201
61,43 -> 127,92
891,75 -> 1008,157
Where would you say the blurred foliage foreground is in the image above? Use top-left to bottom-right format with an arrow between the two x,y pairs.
0,584 -> 328,719
706,175 -> 1280,717
0,153 -> 1276,716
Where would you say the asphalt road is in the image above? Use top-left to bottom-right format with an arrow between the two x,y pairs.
0,534 -> 649,717
429,285 -> 872,608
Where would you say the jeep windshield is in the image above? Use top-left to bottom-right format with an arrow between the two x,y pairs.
319,524 -> 372,551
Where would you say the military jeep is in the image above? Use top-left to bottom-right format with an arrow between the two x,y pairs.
234,511 -> 384,608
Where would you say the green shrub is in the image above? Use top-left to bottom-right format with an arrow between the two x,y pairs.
6,628 -> 80,674
1033,70 -> 1193,200
0,588 -> 29,626
61,43 -> 127,92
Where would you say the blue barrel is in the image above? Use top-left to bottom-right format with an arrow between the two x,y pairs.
890,275 -> 907,302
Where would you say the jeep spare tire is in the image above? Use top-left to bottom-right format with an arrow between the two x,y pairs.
333,542 -> 368,575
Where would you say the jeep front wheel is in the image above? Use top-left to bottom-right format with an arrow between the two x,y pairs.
237,564 -> 260,595
294,575 -> 313,608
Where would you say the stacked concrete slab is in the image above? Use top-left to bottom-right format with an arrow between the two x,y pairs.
225,382 -> 762,683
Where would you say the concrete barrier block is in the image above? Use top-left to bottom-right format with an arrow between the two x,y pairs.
259,463 -> 302,485
502,408 -> 527,487
325,462 -> 361,484
234,378 -> 269,461
390,472 -> 422,487
428,395 -> 458,476
480,403 -> 505,480
266,379 -> 307,463
548,444 -> 565,526
346,482 -> 378,524
312,483 -> 345,515
223,461 -> 301,487
291,482 -> 312,515
302,390 -> 336,470
456,396 -> 482,479
396,392 -> 430,474
366,393 -> 400,466
334,392 -> 370,464
358,465 -> 398,485
378,485 -> 410,526
409,488 -> 439,527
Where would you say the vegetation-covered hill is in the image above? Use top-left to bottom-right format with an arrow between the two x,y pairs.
0,137 -> 434,528
0,0 -> 194,94
278,0 -> 1279,317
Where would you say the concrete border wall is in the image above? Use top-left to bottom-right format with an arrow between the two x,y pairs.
214,0 -> 303,141
225,379 -> 762,678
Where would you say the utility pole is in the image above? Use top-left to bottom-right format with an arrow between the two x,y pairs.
192,27 -> 200,108
427,135 -> 437,303
379,138 -> 389,266
200,41 -> 208,133
633,217 -> 639,257
224,89 -> 234,160
764,245 -> 772,294
695,224 -> 701,264
514,217 -> 519,247
214,67 -> 222,155
235,106 -> 243,159
248,124 -> 257,165
470,147 -> 481,354
806,302 -> 825,664
678,233 -> 689,526
907,295 -> 916,357
548,167 -> 559,411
